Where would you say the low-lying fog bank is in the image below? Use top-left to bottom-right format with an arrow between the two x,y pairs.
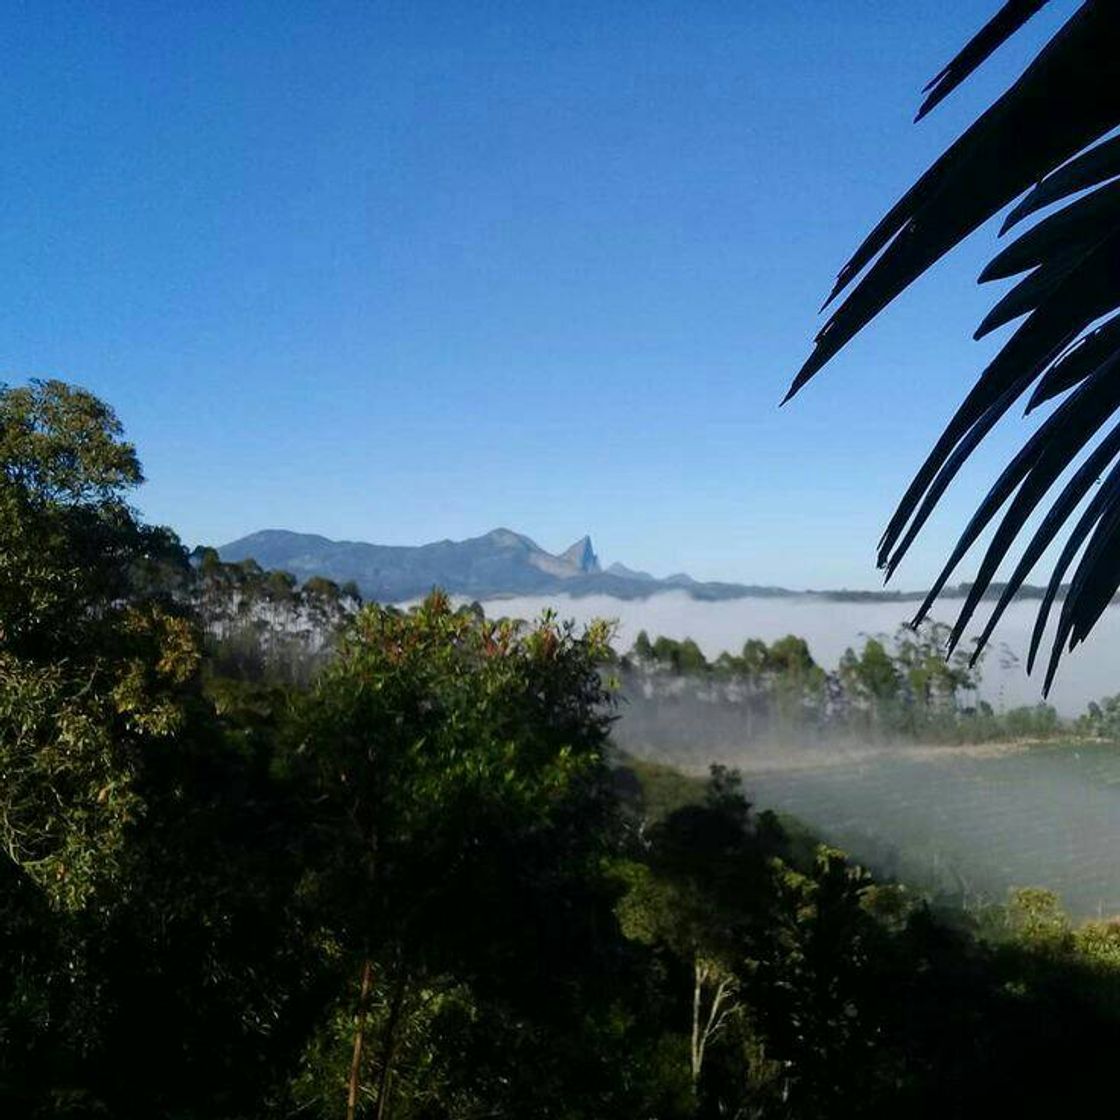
617,720 -> 1120,918
717,740 -> 1120,920
466,591 -> 1120,716
427,592 -> 1120,917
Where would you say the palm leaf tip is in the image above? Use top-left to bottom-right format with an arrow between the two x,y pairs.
791,0 -> 1120,686
914,0 -> 1052,121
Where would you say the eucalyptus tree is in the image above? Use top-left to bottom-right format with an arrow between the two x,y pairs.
0,379 -> 195,906
0,380 -> 314,1117
285,593 -> 631,1119
0,378 -> 186,660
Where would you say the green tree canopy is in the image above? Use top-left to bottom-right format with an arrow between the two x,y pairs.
0,379 -> 185,660
284,593 -> 629,1118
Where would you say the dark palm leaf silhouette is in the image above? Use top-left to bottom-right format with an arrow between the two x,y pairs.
789,0 -> 1120,693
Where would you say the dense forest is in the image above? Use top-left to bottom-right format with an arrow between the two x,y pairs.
7,379 -> 1120,1119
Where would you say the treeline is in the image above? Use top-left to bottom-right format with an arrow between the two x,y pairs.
7,380 -> 1120,1118
619,625 -> 1070,746
188,547 -> 361,684
169,552 -> 1080,747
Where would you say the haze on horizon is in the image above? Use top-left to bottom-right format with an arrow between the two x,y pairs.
443,589 -> 1120,718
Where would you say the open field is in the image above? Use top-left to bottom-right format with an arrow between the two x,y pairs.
637,739 -> 1120,919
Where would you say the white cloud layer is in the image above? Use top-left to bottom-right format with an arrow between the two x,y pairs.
458,592 -> 1120,716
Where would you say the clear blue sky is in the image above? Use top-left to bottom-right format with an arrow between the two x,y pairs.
0,0 -> 1075,588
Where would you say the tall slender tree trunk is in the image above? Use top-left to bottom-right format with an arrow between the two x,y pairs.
690,955 -> 734,1091
346,958 -> 373,1120
373,973 -> 407,1120
690,955 -> 705,1086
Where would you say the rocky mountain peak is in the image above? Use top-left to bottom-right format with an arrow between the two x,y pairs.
560,535 -> 600,574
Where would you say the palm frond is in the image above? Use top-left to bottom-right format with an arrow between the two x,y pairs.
916,0 -> 1050,121
1002,133 -> 1120,232
790,0 -> 1120,691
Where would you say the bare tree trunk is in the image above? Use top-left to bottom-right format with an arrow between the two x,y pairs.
373,973 -> 407,1120
690,955 -> 735,1090
346,958 -> 373,1120
690,955 -> 705,1085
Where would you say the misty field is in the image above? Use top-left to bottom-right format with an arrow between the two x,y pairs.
721,741 -> 1120,920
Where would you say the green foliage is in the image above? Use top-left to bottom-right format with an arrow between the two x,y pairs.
11,378 -> 1120,1118
0,380 -> 323,1117
647,634 -> 708,674
1001,702 -> 1060,739
0,651 -> 140,910
616,756 -> 708,823
765,634 -> 816,676
836,621 -> 984,740
0,379 -> 187,661
189,545 -> 357,686
839,637 -> 899,705
0,377 -> 141,506
622,618 -> 1080,747
283,593 -> 634,1117
1078,693 -> 1120,740
1003,887 -> 1073,954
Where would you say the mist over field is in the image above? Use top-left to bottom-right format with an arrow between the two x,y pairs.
460,592 -> 1120,917
472,592 -> 1120,717
724,742 -> 1120,920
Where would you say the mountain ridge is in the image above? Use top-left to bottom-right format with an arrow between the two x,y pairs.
216,527 -> 791,603
216,527 -> 1065,605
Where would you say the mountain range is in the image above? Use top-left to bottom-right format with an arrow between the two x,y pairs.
216,528 -> 796,603
216,527 -> 1062,605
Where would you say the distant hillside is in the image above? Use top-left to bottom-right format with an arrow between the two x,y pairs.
218,528 -> 605,603
218,527 -> 786,602
217,527 -> 1064,605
